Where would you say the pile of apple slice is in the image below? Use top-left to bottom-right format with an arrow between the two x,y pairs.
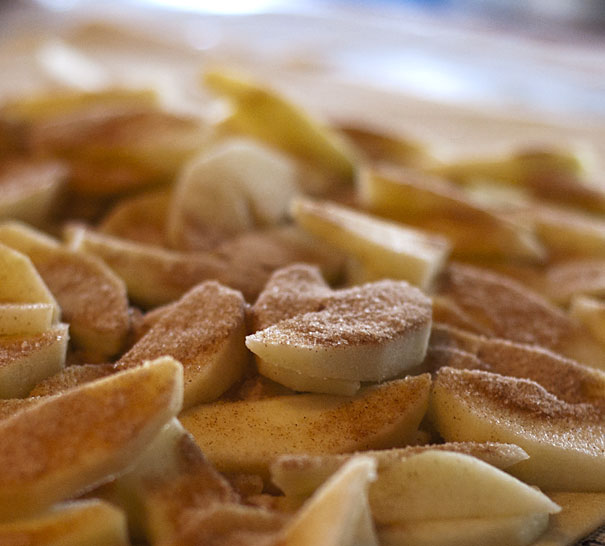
1,64 -> 605,546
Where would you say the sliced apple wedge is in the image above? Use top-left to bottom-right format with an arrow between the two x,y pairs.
282,456 -> 378,546
291,197 -> 450,291
181,374 -> 431,477
546,259 -> 605,305
64,224 -> 262,305
0,499 -> 129,546
359,166 -> 544,261
570,295 -> 605,347
167,137 -> 299,247
378,513 -> 550,546
271,442 -> 529,499
0,303 -> 55,336
247,264 -> 431,387
117,281 -> 249,409
203,69 -> 356,190
369,450 -> 559,524
0,160 -> 67,226
0,221 -> 130,361
430,367 -> 605,491
437,263 -> 605,369
0,324 -> 69,399
28,362 -> 116,397
0,356 -> 183,522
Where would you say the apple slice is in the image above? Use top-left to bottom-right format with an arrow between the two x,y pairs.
166,137 -> 299,247
430,367 -> 605,491
0,221 -> 130,361
291,197 -> 450,291
203,69 -> 356,191
28,362 -> 116,397
0,303 -> 55,336
0,160 -> 67,227
369,450 -> 559,524
0,242 -> 59,323
181,374 -> 431,477
282,456 -> 378,546
378,513 -> 550,546
0,499 -> 129,546
0,356 -> 183,521
65,224 -> 276,305
117,281 -> 248,409
437,263 -> 605,369
545,259 -> 605,305
359,166 -> 544,261
570,295 -> 605,347
247,264 -> 431,386
271,442 -> 529,499
0,324 -> 69,399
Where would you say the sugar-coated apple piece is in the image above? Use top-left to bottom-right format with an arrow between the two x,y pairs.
100,418 -> 237,543
117,281 -> 249,409
0,323 -> 69,398
166,137 -> 299,247
0,160 -> 67,226
0,303 -> 54,336
437,262 -> 605,370
0,242 -> 59,322
430,367 -> 605,491
0,356 -> 183,521
28,362 -> 116,397
281,456 -> 378,546
0,499 -> 129,546
246,264 -> 432,385
271,442 -> 529,499
64,224 -> 272,305
359,166 -> 544,261
30,107 -> 210,196
181,374 -> 431,477
203,69 -> 357,191
378,513 -> 550,546
545,259 -> 605,305
0,221 -> 131,361
291,197 -> 450,291
368,450 -> 559,524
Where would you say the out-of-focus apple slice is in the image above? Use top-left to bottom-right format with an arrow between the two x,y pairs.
0,242 -> 59,322
291,197 -> 450,291
0,221 -> 130,361
378,513 -> 550,546
0,160 -> 68,226
166,137 -> 299,247
64,224 -> 271,305
271,442 -> 529,499
203,69 -> 357,192
369,450 -> 559,524
282,456 -> 378,546
430,367 -> 605,491
437,263 -> 605,369
30,107 -> 210,196
545,259 -> 605,305
0,324 -> 69,398
117,281 -> 249,409
247,264 -> 432,385
100,419 -> 238,543
99,189 -> 171,247
570,295 -> 605,347
181,374 -> 431,477
359,166 -> 544,262
0,499 -> 129,546
0,356 -> 183,521
0,303 -> 55,336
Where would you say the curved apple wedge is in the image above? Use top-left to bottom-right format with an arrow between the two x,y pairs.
430,367 -> 605,491
246,264 -> 432,389
282,456 -> 379,546
181,374 -> 431,477
0,303 -> 55,336
0,499 -> 129,546
0,356 -> 183,522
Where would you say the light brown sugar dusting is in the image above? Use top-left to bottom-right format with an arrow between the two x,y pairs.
118,281 -> 245,368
